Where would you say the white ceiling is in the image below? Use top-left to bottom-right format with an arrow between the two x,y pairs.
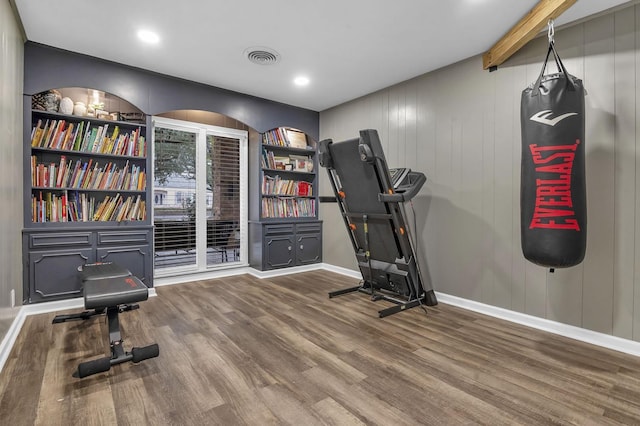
13,0 -> 632,112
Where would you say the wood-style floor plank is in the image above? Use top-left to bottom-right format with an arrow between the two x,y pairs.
1,270 -> 640,425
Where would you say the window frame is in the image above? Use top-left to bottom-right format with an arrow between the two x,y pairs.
152,116 -> 248,277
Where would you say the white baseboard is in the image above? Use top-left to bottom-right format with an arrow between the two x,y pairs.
320,266 -> 640,357
154,265 -> 251,287
247,263 -> 324,279
321,265 -> 640,357
3,263 -> 639,375
321,263 -> 362,279
435,292 -> 640,357
0,309 -> 26,376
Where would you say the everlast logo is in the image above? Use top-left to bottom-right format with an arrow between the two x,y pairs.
528,140 -> 580,231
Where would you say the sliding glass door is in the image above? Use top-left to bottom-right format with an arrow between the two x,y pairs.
153,125 -> 197,269
152,117 -> 247,274
206,134 -> 241,266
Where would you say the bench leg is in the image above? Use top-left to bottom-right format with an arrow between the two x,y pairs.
106,307 -> 159,365
107,307 -> 127,361
74,306 -> 159,378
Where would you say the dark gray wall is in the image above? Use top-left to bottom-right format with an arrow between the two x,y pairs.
24,42 -> 319,139
320,4 -> 640,343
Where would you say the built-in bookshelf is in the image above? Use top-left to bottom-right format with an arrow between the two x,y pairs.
23,88 -> 154,304
27,110 -> 147,224
249,126 -> 322,270
260,127 -> 317,219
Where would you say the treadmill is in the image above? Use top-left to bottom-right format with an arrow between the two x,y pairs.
319,129 -> 437,317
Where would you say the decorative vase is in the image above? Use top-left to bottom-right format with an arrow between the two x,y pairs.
73,102 -> 87,116
59,97 -> 74,115
43,90 -> 62,112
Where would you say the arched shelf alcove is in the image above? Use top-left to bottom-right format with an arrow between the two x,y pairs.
23,86 -> 154,304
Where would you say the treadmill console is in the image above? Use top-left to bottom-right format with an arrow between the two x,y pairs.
389,168 -> 411,189
383,167 -> 427,202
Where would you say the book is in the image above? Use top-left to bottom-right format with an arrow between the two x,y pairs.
31,119 -> 44,147
72,121 -> 85,151
297,181 -> 310,197
43,120 -> 58,148
92,195 -> 110,221
56,156 -> 66,187
38,119 -> 51,148
137,170 -> 146,191
51,120 -> 66,149
80,121 -> 92,151
86,128 -> 98,152
79,159 -> 93,189
60,122 -> 75,151
69,160 -> 82,188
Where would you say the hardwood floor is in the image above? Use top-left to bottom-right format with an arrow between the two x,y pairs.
1,270 -> 640,425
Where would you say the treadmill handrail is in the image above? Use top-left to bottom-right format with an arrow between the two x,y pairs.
377,172 -> 426,203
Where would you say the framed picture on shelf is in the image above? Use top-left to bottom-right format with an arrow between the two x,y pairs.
286,129 -> 307,149
291,155 -> 313,172
273,156 -> 290,170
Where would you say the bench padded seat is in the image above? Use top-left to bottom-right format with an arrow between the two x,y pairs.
80,262 -> 132,281
84,276 -> 148,309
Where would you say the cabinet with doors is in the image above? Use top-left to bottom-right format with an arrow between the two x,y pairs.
249,127 -> 322,270
22,88 -> 153,303
249,221 -> 322,270
22,227 -> 152,303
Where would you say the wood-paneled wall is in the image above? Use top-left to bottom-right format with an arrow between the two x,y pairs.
0,1 -> 24,336
319,5 -> 640,342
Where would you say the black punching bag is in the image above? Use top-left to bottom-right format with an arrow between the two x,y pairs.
520,41 -> 586,268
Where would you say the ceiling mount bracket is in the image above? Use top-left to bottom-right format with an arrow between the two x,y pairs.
482,0 -> 576,70
548,19 -> 555,44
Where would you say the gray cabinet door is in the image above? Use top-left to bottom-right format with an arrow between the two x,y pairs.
96,245 -> 150,284
97,229 -> 152,284
265,234 -> 295,269
296,232 -> 321,265
28,248 -> 95,303
250,221 -> 322,271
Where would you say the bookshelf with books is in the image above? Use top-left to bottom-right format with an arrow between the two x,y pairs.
22,88 -> 153,303
249,127 -> 322,270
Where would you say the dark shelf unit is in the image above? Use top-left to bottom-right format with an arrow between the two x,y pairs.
22,89 -> 153,303
249,128 -> 322,270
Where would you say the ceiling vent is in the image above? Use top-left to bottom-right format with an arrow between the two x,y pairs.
244,47 -> 280,65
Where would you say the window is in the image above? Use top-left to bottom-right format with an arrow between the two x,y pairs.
154,192 -> 166,205
152,117 -> 247,274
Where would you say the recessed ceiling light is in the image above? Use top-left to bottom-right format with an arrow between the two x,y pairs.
137,29 -> 160,44
294,76 -> 310,86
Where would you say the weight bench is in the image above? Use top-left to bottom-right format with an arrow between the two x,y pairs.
52,262 -> 159,378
